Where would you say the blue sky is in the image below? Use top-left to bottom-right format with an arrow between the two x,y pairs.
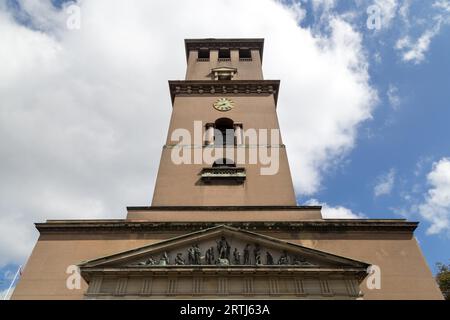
295,0 -> 450,274
1,0 -> 449,296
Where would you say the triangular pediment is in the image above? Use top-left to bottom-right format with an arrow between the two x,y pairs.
79,225 -> 369,270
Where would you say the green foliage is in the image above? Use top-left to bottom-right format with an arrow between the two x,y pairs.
436,262 -> 450,300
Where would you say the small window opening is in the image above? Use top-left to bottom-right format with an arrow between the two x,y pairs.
218,48 -> 231,60
198,49 -> 210,60
239,49 -> 252,60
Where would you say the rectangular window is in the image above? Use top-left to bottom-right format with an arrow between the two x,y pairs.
197,49 -> 210,61
218,48 -> 231,61
239,48 -> 252,61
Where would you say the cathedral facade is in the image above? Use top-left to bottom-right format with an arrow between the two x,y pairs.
12,39 -> 443,300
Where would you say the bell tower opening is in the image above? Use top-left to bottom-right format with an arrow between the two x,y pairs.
214,118 -> 235,146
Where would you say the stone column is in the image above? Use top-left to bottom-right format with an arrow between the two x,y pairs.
205,123 -> 215,145
234,124 -> 243,145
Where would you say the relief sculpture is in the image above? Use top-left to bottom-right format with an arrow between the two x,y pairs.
128,237 -> 315,267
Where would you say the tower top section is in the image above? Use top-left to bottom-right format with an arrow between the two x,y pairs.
183,38 -> 265,81
184,38 -> 265,62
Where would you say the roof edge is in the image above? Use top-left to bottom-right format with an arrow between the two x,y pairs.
184,38 -> 265,61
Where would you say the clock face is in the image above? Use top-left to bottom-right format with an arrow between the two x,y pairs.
213,98 -> 234,112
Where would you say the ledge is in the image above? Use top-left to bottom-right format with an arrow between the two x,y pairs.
127,206 -> 322,211
168,80 -> 280,105
81,266 -> 368,282
184,38 -> 264,61
200,167 -> 246,182
36,220 -> 418,234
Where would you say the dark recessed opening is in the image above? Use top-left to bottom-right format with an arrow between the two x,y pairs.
239,48 -> 252,59
218,74 -> 232,81
198,49 -> 210,59
214,117 -> 235,146
218,48 -> 231,59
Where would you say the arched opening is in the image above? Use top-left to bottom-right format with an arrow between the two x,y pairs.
213,158 -> 236,167
214,118 -> 235,146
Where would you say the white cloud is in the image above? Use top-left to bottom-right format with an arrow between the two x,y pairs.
0,288 -> 14,300
374,0 -> 399,29
395,0 -> 450,64
395,24 -> 442,64
305,199 -> 365,219
286,1 -> 307,22
399,0 -> 412,26
414,156 -> 434,177
277,17 -> 377,194
311,0 -> 337,11
387,84 -> 401,109
374,168 -> 396,197
417,158 -> 450,235
433,0 -> 450,13
0,0 -> 376,266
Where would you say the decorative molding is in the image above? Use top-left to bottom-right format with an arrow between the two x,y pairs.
167,278 -> 177,295
115,278 -> 127,295
200,167 -> 246,182
294,279 -> 306,296
192,277 -> 203,295
84,274 -> 363,299
36,220 -> 418,234
168,80 -> 280,105
218,277 -> 228,295
269,278 -> 279,295
140,278 -> 152,295
163,144 -> 287,148
87,277 -> 102,294
345,279 -> 360,297
126,205 -> 321,211
320,279 -> 333,296
243,277 -> 254,295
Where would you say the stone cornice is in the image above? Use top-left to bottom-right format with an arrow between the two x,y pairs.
184,38 -> 264,61
80,267 -> 368,282
127,205 -> 321,211
168,80 -> 280,105
36,220 -> 418,234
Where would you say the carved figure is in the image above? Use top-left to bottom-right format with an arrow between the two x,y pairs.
266,251 -> 274,265
194,244 -> 202,265
254,244 -> 262,265
233,248 -> 241,265
293,256 -> 313,266
243,244 -> 251,265
205,246 -> 215,265
160,251 -> 169,265
175,253 -> 185,265
217,236 -> 230,260
134,256 -> 155,266
278,250 -> 290,265
188,247 -> 195,265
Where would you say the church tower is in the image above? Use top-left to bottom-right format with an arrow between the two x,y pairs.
152,38 -> 296,207
12,39 -> 443,300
